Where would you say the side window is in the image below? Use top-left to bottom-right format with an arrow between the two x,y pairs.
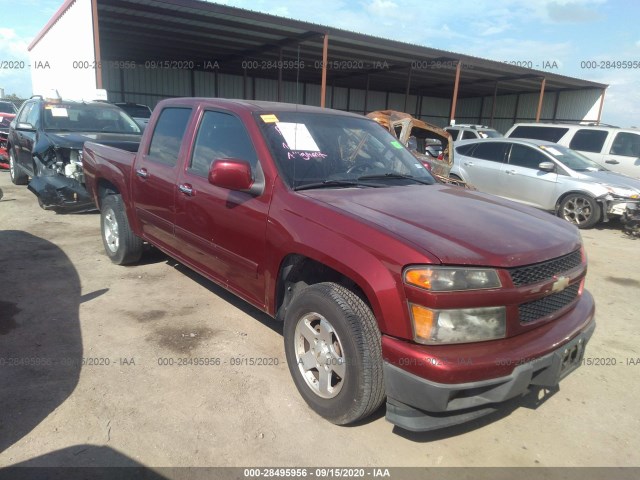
461,130 -> 477,140
189,111 -> 258,177
147,107 -> 192,166
508,144 -> 551,169
569,129 -> 607,153
509,126 -> 569,142
17,102 -> 34,124
447,129 -> 459,140
470,142 -> 508,162
609,132 -> 640,157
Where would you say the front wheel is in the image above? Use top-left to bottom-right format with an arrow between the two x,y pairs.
283,282 -> 385,425
101,194 -> 143,264
9,150 -> 28,185
559,194 -> 601,229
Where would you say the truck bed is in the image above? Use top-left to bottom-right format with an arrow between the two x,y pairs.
82,141 -> 138,208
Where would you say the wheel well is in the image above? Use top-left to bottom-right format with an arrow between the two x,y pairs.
275,254 -> 371,322
97,180 -> 120,208
555,191 -> 604,221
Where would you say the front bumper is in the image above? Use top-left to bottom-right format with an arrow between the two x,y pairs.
384,297 -> 596,432
27,175 -> 96,213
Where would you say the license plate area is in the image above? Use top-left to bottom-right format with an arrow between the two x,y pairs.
558,336 -> 586,379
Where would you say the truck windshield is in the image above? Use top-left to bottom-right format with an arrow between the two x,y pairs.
257,112 -> 435,190
43,103 -> 141,134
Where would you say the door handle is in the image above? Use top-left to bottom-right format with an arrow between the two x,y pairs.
463,161 -> 474,166
136,168 -> 149,178
605,159 -> 620,165
505,169 -> 516,175
178,183 -> 194,196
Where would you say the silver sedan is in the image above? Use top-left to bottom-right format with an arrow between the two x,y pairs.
450,138 -> 640,229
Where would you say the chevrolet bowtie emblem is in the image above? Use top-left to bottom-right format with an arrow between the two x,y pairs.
551,276 -> 570,293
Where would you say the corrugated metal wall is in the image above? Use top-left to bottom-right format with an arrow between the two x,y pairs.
102,66 -> 602,133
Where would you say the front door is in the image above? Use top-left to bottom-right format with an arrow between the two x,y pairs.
175,110 -> 270,307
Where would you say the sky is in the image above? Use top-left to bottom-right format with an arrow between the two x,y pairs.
0,0 -> 639,126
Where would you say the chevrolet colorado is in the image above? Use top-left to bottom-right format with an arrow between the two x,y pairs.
83,98 -> 595,432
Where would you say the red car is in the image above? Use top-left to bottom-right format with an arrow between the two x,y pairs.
82,98 -> 595,432
0,100 -> 17,168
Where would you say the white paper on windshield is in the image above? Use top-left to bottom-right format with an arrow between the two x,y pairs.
277,122 -> 320,151
50,107 -> 69,117
544,146 -> 563,156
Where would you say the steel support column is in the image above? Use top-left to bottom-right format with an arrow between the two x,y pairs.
449,61 -> 461,124
535,77 -> 546,122
596,88 -> 606,124
321,33 -> 329,108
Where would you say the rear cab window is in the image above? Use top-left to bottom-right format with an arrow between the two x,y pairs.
147,107 -> 193,166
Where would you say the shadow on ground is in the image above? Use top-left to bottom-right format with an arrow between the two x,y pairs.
0,231 -> 84,453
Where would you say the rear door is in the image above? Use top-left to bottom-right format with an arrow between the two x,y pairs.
132,106 -> 193,251
501,143 -> 559,210
600,131 -> 640,178
175,109 -> 271,307
460,141 -> 509,194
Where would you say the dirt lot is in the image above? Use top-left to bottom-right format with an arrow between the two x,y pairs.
1,170 -> 639,470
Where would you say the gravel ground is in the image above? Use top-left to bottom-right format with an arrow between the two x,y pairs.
0,170 -> 639,472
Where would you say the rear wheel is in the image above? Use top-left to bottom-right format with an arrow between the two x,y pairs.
559,194 -> 601,229
9,150 -> 28,185
101,194 -> 143,264
283,282 -> 385,425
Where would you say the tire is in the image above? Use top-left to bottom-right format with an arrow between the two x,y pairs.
101,194 -> 143,265
9,150 -> 28,185
283,282 -> 385,425
449,173 -> 463,181
559,194 -> 601,229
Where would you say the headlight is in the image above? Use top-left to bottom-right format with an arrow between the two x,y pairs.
410,304 -> 506,344
404,266 -> 501,291
602,184 -> 639,198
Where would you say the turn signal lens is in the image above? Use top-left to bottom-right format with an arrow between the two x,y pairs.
404,266 -> 501,292
410,304 -> 435,339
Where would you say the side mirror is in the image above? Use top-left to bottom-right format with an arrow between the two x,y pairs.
17,122 -> 35,131
209,158 -> 253,192
538,161 -> 555,172
407,136 -> 418,151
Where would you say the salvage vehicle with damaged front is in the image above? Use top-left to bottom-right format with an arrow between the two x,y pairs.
83,98 -> 595,432
451,138 -> 640,229
8,94 -> 141,212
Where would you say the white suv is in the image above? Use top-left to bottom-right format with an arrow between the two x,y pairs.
505,122 -> 640,178
445,124 -> 502,141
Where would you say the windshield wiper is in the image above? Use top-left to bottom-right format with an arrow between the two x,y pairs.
294,179 -> 381,191
357,172 -> 433,185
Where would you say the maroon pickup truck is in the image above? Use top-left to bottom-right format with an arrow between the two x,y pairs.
83,98 -> 595,432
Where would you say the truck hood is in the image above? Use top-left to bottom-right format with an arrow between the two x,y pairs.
301,185 -> 582,268
44,131 -> 142,149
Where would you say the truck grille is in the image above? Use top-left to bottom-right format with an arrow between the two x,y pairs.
519,283 -> 580,324
509,250 -> 582,287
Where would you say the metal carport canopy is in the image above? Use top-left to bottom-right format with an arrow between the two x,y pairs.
30,0 -> 607,116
